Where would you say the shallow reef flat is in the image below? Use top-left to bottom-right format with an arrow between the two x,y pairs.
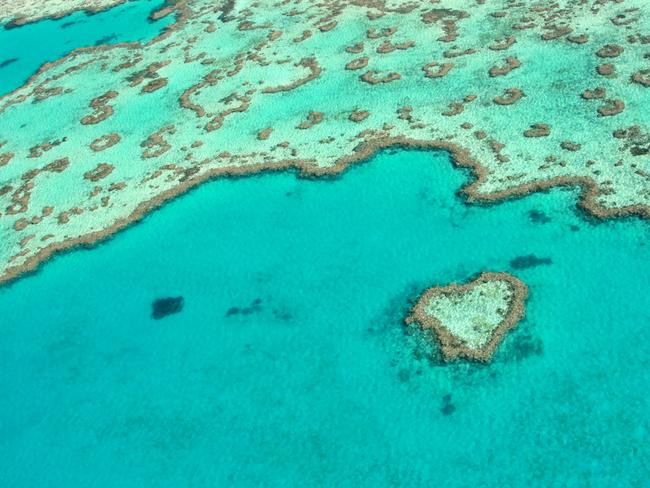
0,0 -> 649,285
407,272 -> 528,362
0,0 -> 129,27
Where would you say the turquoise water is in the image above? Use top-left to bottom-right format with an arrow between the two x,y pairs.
0,149 -> 648,486
0,0 -> 173,96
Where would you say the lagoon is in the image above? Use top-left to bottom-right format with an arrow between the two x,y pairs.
0,149 -> 648,486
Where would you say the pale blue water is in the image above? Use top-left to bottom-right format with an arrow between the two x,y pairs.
0,0 -> 173,96
0,148 -> 649,486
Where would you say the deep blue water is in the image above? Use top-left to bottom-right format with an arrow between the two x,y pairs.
0,0 -> 173,96
0,149 -> 648,486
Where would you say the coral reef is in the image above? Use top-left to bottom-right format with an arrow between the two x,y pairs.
406,272 -> 528,362
0,0 -> 648,286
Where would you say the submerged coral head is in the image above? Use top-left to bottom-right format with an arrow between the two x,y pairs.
151,296 -> 184,320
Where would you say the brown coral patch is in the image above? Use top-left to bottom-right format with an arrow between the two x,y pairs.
257,128 -> 273,140
32,86 -> 65,104
542,25 -> 572,41
90,133 -> 121,152
345,57 -> 368,70
489,57 -> 521,77
360,70 -> 401,84
109,182 -> 127,191
13,218 -> 29,231
43,157 -> 70,173
489,36 -> 516,51
28,138 -> 65,158
524,124 -> 551,138
0,152 -> 14,167
561,141 -> 581,152
141,125 -> 175,159
179,69 -> 222,119
83,163 -> 115,182
422,62 -> 454,79
493,88 -> 524,106
442,102 -> 464,117
5,181 -> 34,215
567,34 -> 589,44
596,44 -> 624,58
377,40 -> 415,54
296,112 -> 324,129
443,48 -> 476,58
598,99 -> 625,117
293,30 -> 312,43
581,87 -> 606,100
80,90 -> 118,125
57,212 -> 70,224
420,9 -> 469,42
126,61 -> 170,87
205,93 -> 251,132
345,43 -> 364,54
262,58 -> 321,93
318,21 -> 337,32
367,27 -> 396,39
489,139 -> 509,163
349,110 -> 370,122
632,69 -> 650,87
149,2 -> 176,21
397,106 -> 413,122
142,77 -> 169,93
596,63 -> 615,76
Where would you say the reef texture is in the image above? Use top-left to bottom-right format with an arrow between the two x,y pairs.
0,0 -> 649,285
0,0 -> 127,27
407,272 -> 528,362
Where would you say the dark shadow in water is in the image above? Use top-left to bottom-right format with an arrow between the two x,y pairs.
94,34 -> 117,45
397,368 -> 411,383
60,21 -> 77,29
151,296 -> 184,320
0,57 -> 18,68
272,308 -> 292,322
528,209 -> 551,224
440,394 -> 456,416
510,254 -> 552,269
225,298 -> 263,317
506,330 -> 544,361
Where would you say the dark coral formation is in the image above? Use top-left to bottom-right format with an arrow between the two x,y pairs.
151,296 -> 184,320
360,70 -> 401,84
90,133 -> 121,152
422,61 -> 453,78
225,298 -> 262,317
493,88 -> 524,106
83,163 -> 114,182
510,254 -> 552,269
488,57 -> 521,77
296,111 -> 324,129
524,124 -> 551,138
80,91 -> 118,125
598,99 -> 625,117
